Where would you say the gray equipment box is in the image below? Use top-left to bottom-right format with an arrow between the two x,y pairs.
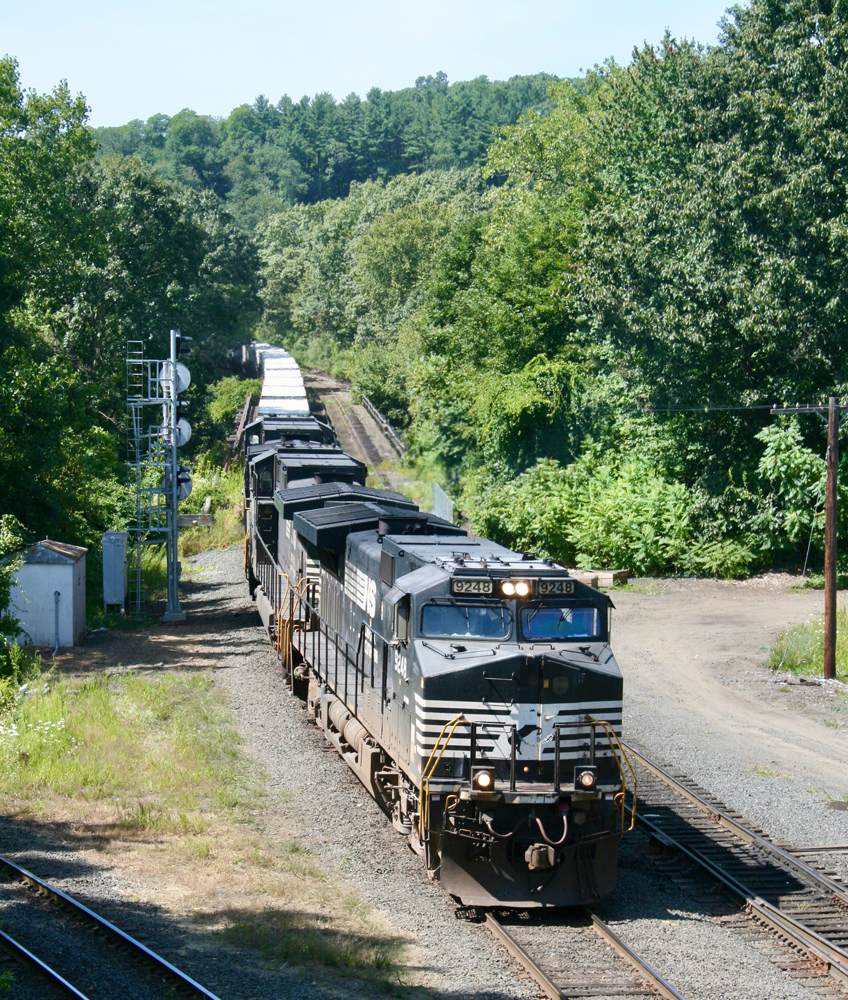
102,531 -> 129,610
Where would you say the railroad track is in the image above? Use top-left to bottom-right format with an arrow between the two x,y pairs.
329,389 -> 388,489
485,907 -> 687,1000
0,854 -> 220,1000
623,741 -> 848,992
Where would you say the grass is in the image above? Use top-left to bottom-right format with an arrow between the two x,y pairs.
0,671 -> 256,812
769,608 -> 848,681
613,578 -> 666,595
800,570 -> 848,590
86,461 -> 245,621
751,764 -> 791,778
0,667 -> 409,988
222,907 -> 402,978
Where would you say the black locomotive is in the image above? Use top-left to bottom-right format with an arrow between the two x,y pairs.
242,343 -> 632,906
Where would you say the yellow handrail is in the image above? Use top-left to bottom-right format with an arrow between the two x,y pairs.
278,577 -> 312,665
275,571 -> 291,654
419,715 -> 467,840
588,717 -> 637,832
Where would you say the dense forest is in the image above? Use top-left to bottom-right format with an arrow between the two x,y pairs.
256,0 -> 848,577
0,54 -> 260,569
2,0 -> 847,585
96,73 -> 559,230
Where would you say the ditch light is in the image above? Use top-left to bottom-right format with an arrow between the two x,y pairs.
574,766 -> 598,790
472,767 -> 497,792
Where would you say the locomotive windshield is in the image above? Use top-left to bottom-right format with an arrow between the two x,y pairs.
521,602 -> 601,641
421,603 -> 511,639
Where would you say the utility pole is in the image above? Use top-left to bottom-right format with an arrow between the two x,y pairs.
161,328 -> 192,623
825,397 -> 839,680
162,328 -> 184,622
772,398 -> 841,680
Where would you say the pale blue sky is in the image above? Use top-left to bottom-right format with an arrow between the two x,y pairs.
2,1 -> 738,127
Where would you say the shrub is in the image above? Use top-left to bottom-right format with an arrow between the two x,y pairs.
769,609 -> 848,680
465,453 -> 696,576
207,376 -> 262,430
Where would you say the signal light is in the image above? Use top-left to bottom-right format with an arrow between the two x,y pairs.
574,766 -> 597,790
472,767 -> 496,792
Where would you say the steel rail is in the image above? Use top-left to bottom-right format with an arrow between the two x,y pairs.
485,911 -> 689,1000
621,740 -> 848,906
621,745 -> 848,987
586,910 -> 688,1000
329,390 -> 387,489
484,914 -> 562,1000
0,928 -> 89,999
0,855 -> 222,1000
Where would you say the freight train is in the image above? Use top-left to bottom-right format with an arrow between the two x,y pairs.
241,342 -> 633,907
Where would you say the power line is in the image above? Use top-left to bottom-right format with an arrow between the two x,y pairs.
589,400 -> 848,415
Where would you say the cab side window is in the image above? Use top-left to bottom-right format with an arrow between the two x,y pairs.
393,595 -> 410,641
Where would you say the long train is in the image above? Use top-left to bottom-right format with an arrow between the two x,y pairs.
240,342 -> 632,907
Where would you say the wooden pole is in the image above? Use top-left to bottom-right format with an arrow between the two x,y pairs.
824,396 -> 839,681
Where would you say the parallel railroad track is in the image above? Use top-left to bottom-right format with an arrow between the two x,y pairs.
328,389 -> 387,488
485,908 -> 687,1000
0,854 -> 220,1000
623,741 -> 848,991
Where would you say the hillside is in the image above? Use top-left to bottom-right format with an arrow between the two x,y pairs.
96,72 -> 562,230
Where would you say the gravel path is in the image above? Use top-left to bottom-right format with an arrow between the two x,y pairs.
613,579 -> 848,882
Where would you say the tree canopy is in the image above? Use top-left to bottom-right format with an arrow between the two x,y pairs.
258,0 -> 848,576
0,56 -> 261,553
96,73 -> 560,229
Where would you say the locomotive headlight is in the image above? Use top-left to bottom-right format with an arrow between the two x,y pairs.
472,767 -> 497,792
501,582 -> 516,596
515,581 -> 530,597
574,766 -> 598,790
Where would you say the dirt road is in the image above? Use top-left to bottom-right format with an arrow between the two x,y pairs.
613,576 -> 848,850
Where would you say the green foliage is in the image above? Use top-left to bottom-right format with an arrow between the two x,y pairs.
0,58 -> 262,569
753,421 -> 828,551
96,73 -> 560,229
254,1 -> 848,577
465,454 -> 696,576
9,4 -> 848,580
198,375 -> 264,455
0,514 -> 28,641
207,377 -> 261,426
770,609 -> 848,681
259,168 -> 486,425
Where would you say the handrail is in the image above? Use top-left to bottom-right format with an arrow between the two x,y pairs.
419,715 -> 467,840
358,618 -> 393,646
589,716 -> 637,833
275,571 -> 291,654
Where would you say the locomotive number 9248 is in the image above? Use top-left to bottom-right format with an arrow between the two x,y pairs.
537,578 -> 575,595
449,577 -> 576,596
450,578 -> 494,595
